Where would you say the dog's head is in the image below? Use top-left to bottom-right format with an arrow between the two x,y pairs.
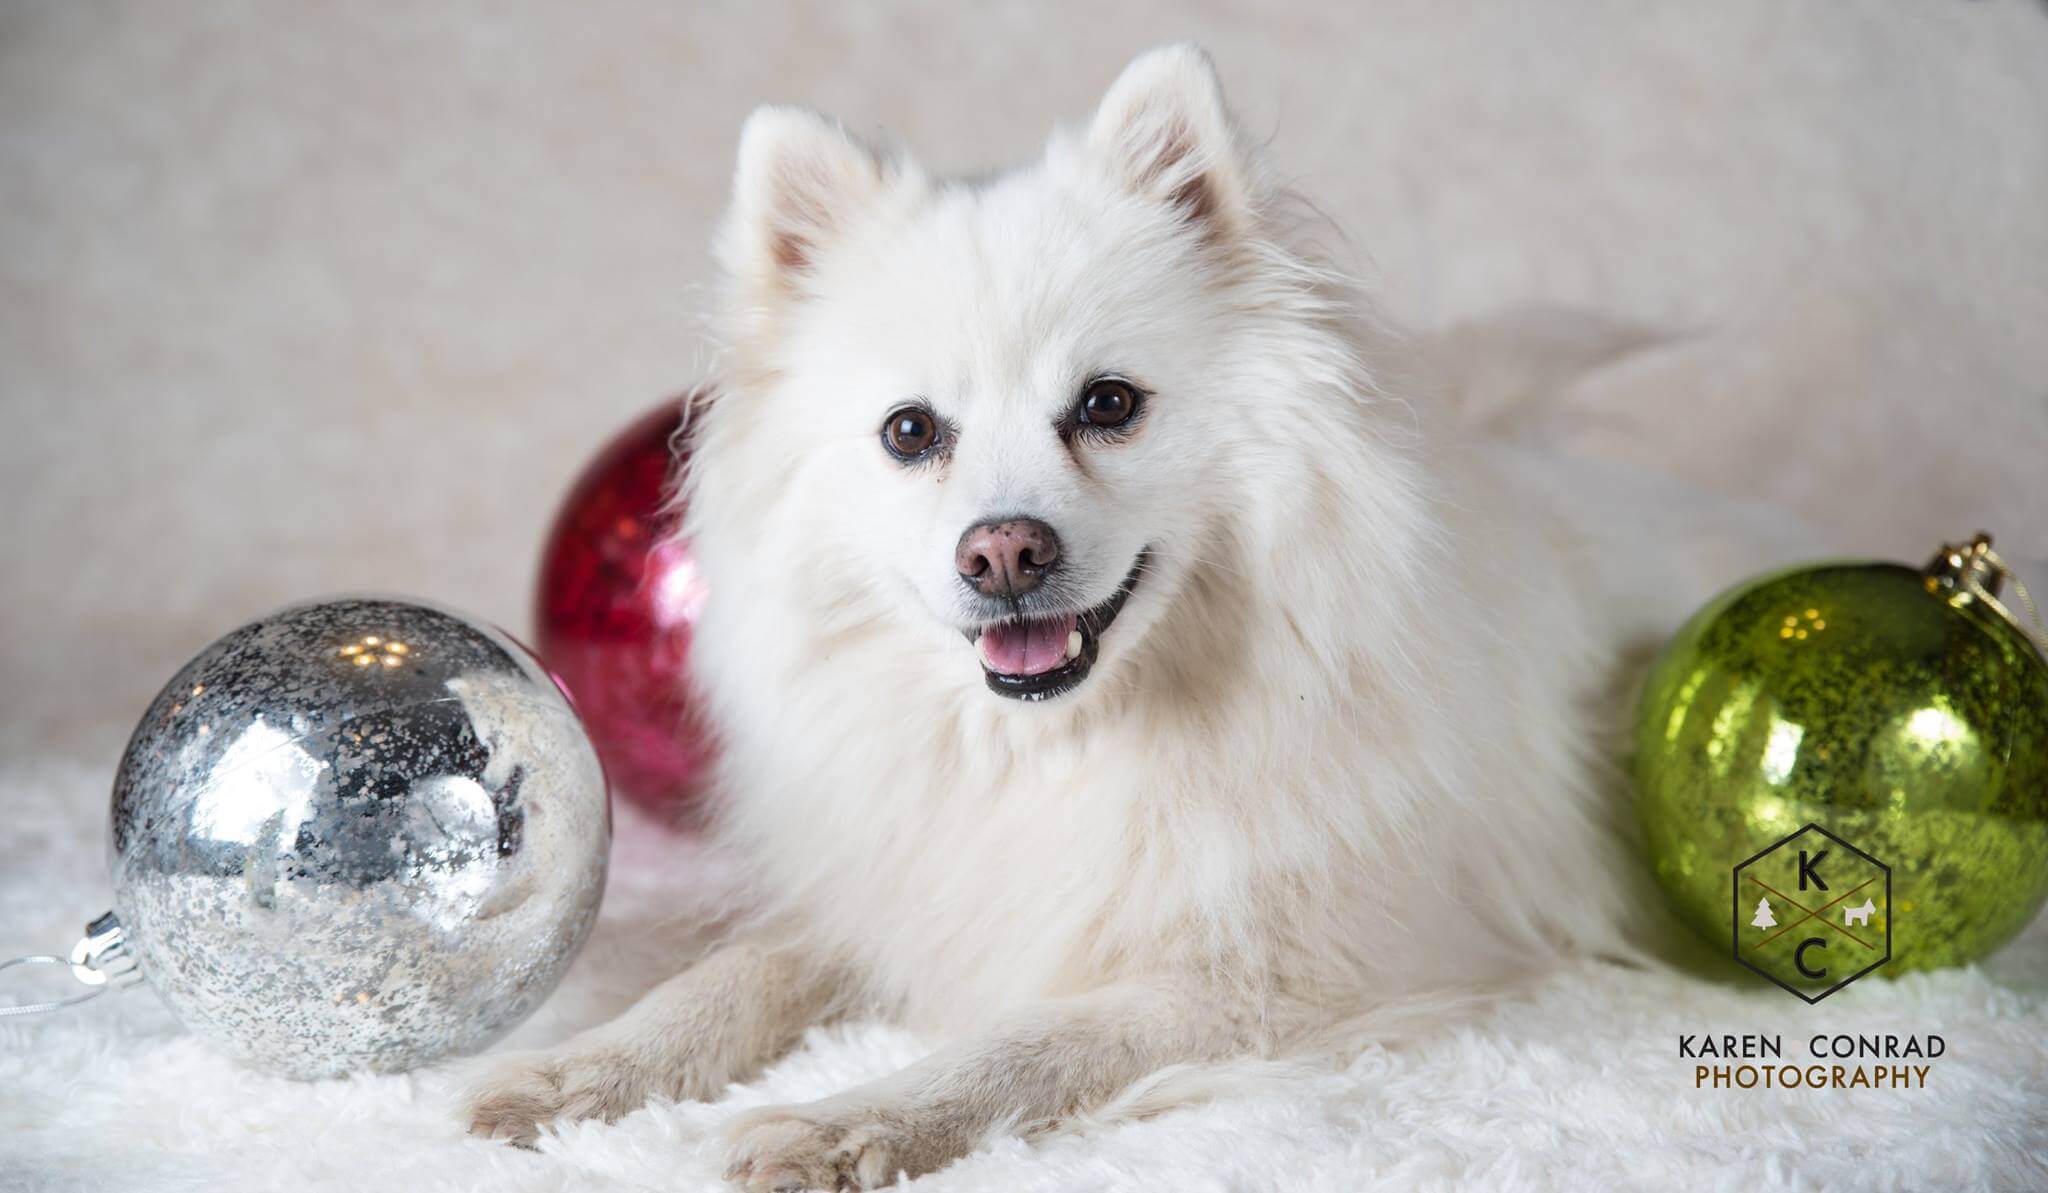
698,46 -> 1376,708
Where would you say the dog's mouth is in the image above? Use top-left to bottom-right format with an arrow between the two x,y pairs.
966,552 -> 1149,701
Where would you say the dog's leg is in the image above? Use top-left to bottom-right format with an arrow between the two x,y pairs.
466,936 -> 841,1144
723,980 -> 1255,1190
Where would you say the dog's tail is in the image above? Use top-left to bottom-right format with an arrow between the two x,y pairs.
1409,304 -> 1679,439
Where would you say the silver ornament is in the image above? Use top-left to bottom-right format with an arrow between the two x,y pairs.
97,596 -> 609,1079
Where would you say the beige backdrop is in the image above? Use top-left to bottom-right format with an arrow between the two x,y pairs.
3,1 -> 2045,764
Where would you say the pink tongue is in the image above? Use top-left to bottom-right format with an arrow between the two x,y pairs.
979,612 -> 1079,676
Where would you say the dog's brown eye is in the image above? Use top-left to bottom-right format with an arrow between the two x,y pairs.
882,406 -> 939,460
1078,379 -> 1140,429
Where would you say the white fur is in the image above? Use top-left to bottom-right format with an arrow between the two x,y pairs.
467,46 -> 1825,1186
8,759 -> 2047,1192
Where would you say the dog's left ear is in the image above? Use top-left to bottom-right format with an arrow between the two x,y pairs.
719,105 -> 894,304
1087,45 -> 1257,241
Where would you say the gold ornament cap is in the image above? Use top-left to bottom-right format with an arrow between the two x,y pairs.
1923,531 -> 2047,660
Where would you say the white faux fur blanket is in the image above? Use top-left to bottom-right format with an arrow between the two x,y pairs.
4,757 -> 2043,1192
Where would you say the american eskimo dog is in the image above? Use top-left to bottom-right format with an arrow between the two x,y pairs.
467,44 -> 1782,1189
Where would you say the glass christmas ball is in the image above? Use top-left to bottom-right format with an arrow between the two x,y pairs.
107,597 -> 610,1078
534,396 -> 713,818
1634,536 -> 2048,975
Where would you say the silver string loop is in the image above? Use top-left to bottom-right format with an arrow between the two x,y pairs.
0,954 -> 108,1016
0,911 -> 141,1016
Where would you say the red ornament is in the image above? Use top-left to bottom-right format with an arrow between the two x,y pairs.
535,395 -> 712,817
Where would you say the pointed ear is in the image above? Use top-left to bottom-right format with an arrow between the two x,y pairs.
719,106 -> 888,301
1087,45 -> 1256,239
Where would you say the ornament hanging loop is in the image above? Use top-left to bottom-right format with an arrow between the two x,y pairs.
0,956 -> 108,1016
0,911 -> 140,1017
1925,531 -> 2048,659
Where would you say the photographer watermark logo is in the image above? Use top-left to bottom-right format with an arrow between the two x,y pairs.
1733,823 -> 1890,1002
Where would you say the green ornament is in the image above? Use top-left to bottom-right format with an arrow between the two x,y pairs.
1634,533 -> 2048,981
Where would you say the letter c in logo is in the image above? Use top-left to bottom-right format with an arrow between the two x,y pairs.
1795,937 -> 1829,979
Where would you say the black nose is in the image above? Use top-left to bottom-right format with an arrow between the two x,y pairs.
956,518 -> 1060,598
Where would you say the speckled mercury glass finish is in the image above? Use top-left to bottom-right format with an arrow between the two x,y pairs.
1634,561 -> 2048,977
107,597 -> 610,1078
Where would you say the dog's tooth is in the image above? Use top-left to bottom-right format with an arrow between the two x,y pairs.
1067,629 -> 1083,660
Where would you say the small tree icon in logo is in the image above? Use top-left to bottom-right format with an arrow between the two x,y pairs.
1750,897 -> 1777,929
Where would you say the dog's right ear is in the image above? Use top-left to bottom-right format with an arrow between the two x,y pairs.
719,106 -> 889,304
1086,45 -> 1258,244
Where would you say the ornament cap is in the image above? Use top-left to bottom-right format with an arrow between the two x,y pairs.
69,910 -> 139,988
1923,531 -> 2003,601
1924,530 -> 2047,660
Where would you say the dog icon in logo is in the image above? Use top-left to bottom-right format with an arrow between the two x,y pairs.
1732,823 -> 1891,1003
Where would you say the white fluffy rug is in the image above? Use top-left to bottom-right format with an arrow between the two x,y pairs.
4,756 -> 2044,1193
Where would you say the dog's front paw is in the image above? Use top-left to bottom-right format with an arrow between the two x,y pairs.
723,1099 -> 962,1191
463,1045 -> 647,1146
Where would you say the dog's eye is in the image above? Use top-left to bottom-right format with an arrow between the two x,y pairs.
1077,378 -> 1141,429
881,406 -> 940,460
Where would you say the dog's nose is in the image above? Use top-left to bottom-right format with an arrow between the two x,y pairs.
956,518 -> 1060,598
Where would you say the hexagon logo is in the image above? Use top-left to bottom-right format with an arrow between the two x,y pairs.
1732,823 -> 1891,1002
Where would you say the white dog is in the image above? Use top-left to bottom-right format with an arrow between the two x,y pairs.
467,45 -> 1782,1189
